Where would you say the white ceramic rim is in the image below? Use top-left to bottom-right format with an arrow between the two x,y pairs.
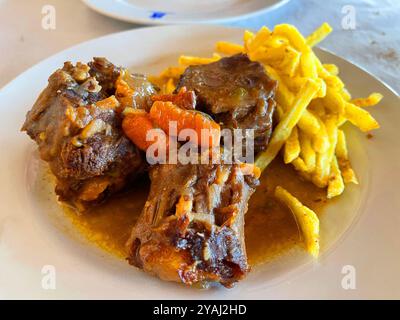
82,0 -> 291,25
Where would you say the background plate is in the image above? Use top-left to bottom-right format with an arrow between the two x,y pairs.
82,0 -> 290,25
0,25 -> 399,299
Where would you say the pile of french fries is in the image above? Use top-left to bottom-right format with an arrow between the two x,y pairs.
150,23 -> 383,257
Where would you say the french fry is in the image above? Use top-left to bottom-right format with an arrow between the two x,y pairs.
344,102 -> 380,132
300,51 -> 318,79
264,65 -> 295,107
324,87 -> 346,114
275,186 -> 320,258
164,78 -> 176,94
292,157 -> 309,173
315,78 -> 327,98
149,66 -> 184,91
327,156 -> 345,198
267,35 -> 290,48
282,76 -> 306,92
243,30 -> 255,52
338,158 -> 358,184
313,152 -> 329,188
340,88 -> 352,101
297,110 -> 321,135
313,116 -> 338,187
178,54 -> 220,66
270,75 -> 321,136
309,98 -> 326,118
215,41 -> 244,55
312,116 -> 329,153
256,79 -> 320,171
323,116 -> 338,170
250,46 -> 285,63
159,66 -> 185,79
277,45 -> 301,77
284,126 -> 300,163
273,24 -> 310,53
324,74 -> 345,90
292,159 -> 313,181
300,52 -> 326,98
323,64 -> 339,76
313,52 -> 334,80
247,26 -> 272,52
338,115 -> 347,127
299,130 -> 316,172
325,116 -> 339,149
352,93 -> 383,107
306,22 -> 333,47
335,129 -> 348,158
336,130 -> 358,184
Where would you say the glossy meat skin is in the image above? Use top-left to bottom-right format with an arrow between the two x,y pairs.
22,58 -> 148,211
176,54 -> 277,152
127,161 -> 259,287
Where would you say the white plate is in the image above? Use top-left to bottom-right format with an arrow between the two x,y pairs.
0,25 -> 399,299
82,0 -> 290,25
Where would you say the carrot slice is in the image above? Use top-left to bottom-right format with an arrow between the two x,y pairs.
149,101 -> 220,148
122,111 -> 168,153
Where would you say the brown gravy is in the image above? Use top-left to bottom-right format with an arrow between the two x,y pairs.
64,158 -> 328,264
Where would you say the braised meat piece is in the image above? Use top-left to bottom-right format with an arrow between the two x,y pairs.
88,57 -> 121,96
176,54 -> 277,152
21,58 -> 153,211
127,161 -> 259,287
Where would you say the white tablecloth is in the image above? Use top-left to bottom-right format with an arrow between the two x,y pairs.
1,0 -> 399,94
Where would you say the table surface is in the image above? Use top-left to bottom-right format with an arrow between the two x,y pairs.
1,0 -> 399,94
